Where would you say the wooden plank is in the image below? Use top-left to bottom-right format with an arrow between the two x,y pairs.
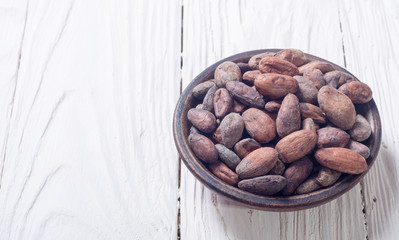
0,0 -> 28,182
338,0 -> 399,239
180,0 -> 367,239
0,0 -> 181,239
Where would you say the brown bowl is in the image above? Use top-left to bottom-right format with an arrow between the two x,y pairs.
173,49 -> 381,211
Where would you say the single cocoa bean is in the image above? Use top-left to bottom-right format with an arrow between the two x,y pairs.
213,88 -> 233,119
254,73 -> 299,99
187,108 -> 217,133
215,144 -> 241,169
265,100 -> 281,113
268,158 -> 286,175
237,62 -> 252,74
236,147 -> 278,179
238,175 -> 287,196
295,175 -> 322,194
212,126 -> 223,144
234,138 -> 261,159
302,118 -> 316,132
248,52 -> 276,70
275,49 -> 307,67
303,68 -> 326,90
350,114 -> 372,142
219,113 -> 245,148
299,61 -> 335,74
323,70 -> 355,89
259,57 -> 300,76
208,162 -> 239,186
294,76 -> 318,104
318,86 -> 356,130
275,129 -> 318,163
192,80 -> 216,99
315,167 -> 341,187
226,81 -> 265,108
281,157 -> 313,195
276,93 -> 301,137
242,108 -> 277,143
314,148 -> 368,174
299,103 -> 327,123
338,81 -> 373,104
231,99 -> 246,113
347,140 -> 370,159
317,127 -> 350,148
188,133 -> 219,163
202,85 -> 217,112
242,70 -> 262,85
214,61 -> 242,87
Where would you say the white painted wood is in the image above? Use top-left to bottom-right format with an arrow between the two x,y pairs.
0,0 -> 181,239
0,0 -> 28,182
181,0 -> 367,239
339,0 -> 399,239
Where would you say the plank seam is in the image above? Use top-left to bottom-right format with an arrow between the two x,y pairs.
177,1 -> 184,239
0,0 -> 31,188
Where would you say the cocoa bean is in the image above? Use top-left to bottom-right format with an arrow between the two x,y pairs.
259,57 -> 300,76
238,175 -> 287,195
237,62 -> 252,74
315,167 -> 341,187
187,108 -> 217,133
236,147 -> 278,179
202,85 -> 217,112
275,49 -> 307,67
265,100 -> 281,113
317,127 -> 350,148
299,61 -> 335,74
314,148 -> 368,174
281,157 -> 313,195
323,70 -> 355,89
276,93 -> 301,137
349,114 -> 372,142
294,76 -> 318,104
219,113 -> 245,148
234,138 -> 261,159
295,175 -> 322,194
268,158 -> 286,175
318,86 -> 356,130
188,133 -> 219,163
303,68 -> 326,90
215,144 -> 241,169
242,108 -> 277,143
254,73 -> 299,99
302,118 -> 316,132
347,140 -> 370,159
226,81 -> 265,108
208,162 -> 239,186
275,129 -> 318,163
192,80 -> 216,99
248,52 -> 276,70
231,99 -> 246,113
214,61 -> 242,87
213,88 -> 233,119
299,103 -> 327,123
338,81 -> 373,104
242,70 -> 262,85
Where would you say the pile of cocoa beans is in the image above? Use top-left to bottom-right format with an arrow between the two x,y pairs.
187,49 -> 373,196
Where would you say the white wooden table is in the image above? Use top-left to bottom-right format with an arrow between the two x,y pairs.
1,0 -> 399,239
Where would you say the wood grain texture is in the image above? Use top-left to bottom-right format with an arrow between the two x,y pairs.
0,0 -> 28,183
0,0 -> 181,239
180,0 -> 367,239
339,0 -> 399,239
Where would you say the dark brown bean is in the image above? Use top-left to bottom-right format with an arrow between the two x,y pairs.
202,85 -> 217,112
315,167 -> 342,187
214,61 -> 242,87
242,108 -> 277,143
347,140 -> 370,159
238,175 -> 287,196
226,81 -> 265,108
259,57 -> 300,76
294,76 -> 318,104
192,80 -> 216,99
265,100 -> 281,113
323,70 -> 355,89
299,103 -> 327,123
281,157 -> 313,195
236,147 -> 278,179
349,114 -> 372,141
208,162 -> 239,186
215,144 -> 241,169
234,138 -> 261,159
303,68 -> 326,90
248,52 -> 276,70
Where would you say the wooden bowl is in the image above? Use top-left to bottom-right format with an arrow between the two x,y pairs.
173,49 -> 381,211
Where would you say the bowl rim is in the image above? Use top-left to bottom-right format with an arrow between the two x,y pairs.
173,49 -> 382,211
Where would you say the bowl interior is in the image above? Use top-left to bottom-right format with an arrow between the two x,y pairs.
173,49 -> 381,211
